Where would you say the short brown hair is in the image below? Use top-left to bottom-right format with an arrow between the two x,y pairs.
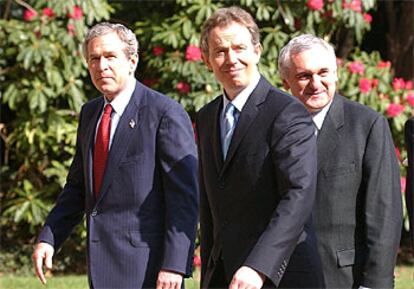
82,22 -> 139,60
200,6 -> 260,56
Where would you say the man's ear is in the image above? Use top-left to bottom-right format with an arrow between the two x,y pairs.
254,44 -> 262,64
202,53 -> 212,71
282,79 -> 290,90
129,53 -> 139,73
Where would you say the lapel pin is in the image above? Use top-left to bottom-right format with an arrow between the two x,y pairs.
129,119 -> 136,128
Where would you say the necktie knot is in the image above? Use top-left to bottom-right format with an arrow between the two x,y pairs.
103,104 -> 113,115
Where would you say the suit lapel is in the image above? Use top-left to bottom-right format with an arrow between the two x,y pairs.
96,81 -> 143,203
84,98 -> 104,199
317,94 -> 344,172
220,76 -> 269,175
211,97 -> 224,173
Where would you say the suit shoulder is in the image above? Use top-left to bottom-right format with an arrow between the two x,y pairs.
197,96 -> 221,120
342,95 -> 383,121
339,95 -> 391,134
138,82 -> 186,115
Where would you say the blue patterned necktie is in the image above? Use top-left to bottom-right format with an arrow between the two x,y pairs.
222,103 -> 239,159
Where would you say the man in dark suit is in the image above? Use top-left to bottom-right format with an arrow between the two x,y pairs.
32,22 -> 199,289
404,119 -> 414,251
279,34 -> 403,289
197,7 -> 324,289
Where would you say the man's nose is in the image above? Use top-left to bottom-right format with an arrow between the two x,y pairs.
98,57 -> 109,70
225,49 -> 238,64
310,75 -> 322,88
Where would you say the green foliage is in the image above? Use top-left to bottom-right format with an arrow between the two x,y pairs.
0,0 -> 111,274
135,0 -> 375,114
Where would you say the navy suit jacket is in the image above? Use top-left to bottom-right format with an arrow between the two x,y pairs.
38,81 -> 199,289
196,76 -> 323,288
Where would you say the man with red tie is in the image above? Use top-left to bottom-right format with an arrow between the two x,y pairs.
32,22 -> 199,289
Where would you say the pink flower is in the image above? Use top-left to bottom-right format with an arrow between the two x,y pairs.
401,176 -> 406,193
405,81 -> 413,90
185,45 -> 202,62
152,46 -> 165,57
68,5 -> 83,20
395,147 -> 401,162
42,7 -> 55,18
348,61 -> 364,74
323,10 -> 333,19
176,81 -> 190,94
67,24 -> 76,36
406,92 -> 414,106
23,9 -> 37,21
342,0 -> 362,12
386,103 -> 404,118
359,78 -> 372,93
377,61 -> 391,68
392,78 -> 405,92
371,78 -> 378,88
363,13 -> 372,23
193,255 -> 201,267
307,0 -> 324,11
294,18 -> 302,30
142,78 -> 158,88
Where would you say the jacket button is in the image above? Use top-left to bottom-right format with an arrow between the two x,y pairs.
91,210 -> 98,217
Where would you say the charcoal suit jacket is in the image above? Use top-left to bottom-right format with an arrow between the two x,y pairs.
313,94 -> 402,288
38,80 -> 199,289
196,76 -> 323,288
404,118 -> 414,251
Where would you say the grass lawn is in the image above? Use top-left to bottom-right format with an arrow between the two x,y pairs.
1,266 -> 412,288
0,274 -> 200,289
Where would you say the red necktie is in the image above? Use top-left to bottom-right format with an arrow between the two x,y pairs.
93,104 -> 112,198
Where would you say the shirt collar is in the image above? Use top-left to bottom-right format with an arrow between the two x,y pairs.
222,72 -> 261,113
312,97 -> 334,130
104,76 -> 136,116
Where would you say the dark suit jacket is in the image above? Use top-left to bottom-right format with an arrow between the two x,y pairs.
38,81 -> 199,289
404,118 -> 414,250
313,94 -> 402,289
196,76 -> 323,288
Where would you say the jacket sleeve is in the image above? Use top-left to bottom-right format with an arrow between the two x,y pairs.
361,116 -> 403,288
244,99 -> 317,285
195,114 -> 214,284
157,102 -> 199,277
405,118 -> 414,251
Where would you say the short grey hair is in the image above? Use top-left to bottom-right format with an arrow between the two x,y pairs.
82,22 -> 139,60
200,6 -> 260,57
278,34 -> 337,79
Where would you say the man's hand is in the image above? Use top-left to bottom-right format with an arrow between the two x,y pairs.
32,242 -> 54,285
156,269 -> 183,289
229,266 -> 265,289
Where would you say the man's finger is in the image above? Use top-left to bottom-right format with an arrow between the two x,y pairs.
33,253 -> 47,285
45,252 -> 53,270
